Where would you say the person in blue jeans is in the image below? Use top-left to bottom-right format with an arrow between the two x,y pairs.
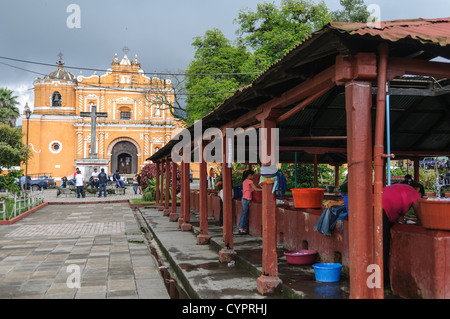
237,170 -> 261,235
97,168 -> 108,197
113,170 -> 125,188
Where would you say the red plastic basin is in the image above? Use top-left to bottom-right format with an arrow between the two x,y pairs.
284,250 -> 317,265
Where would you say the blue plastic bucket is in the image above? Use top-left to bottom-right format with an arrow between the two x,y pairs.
312,263 -> 342,282
341,194 -> 349,213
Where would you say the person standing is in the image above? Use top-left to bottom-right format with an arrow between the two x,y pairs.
237,170 -> 261,235
382,182 -> 424,289
132,174 -> 139,194
98,168 -> 108,198
137,173 -> 142,194
20,174 -> 26,191
75,169 -> 85,198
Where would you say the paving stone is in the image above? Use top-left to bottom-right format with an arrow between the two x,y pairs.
0,199 -> 169,299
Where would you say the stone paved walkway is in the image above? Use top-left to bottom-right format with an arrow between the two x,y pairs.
0,201 -> 169,299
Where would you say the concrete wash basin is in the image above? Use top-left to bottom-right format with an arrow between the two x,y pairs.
417,198 -> 450,231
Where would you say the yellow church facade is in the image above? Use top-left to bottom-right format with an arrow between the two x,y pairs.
22,51 -> 179,180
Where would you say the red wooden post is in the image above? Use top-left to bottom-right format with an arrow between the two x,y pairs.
413,157 -> 420,183
373,43 -> 389,299
197,144 -> 211,244
219,135 -> 236,263
178,161 -> 185,228
181,161 -> 191,231
346,80 -> 375,299
334,165 -> 340,188
163,159 -> 171,216
155,161 -> 160,206
159,159 -> 165,211
257,118 -> 282,295
170,161 -> 178,222
314,154 -> 318,187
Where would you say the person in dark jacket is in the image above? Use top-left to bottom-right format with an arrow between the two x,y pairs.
98,168 -> 109,197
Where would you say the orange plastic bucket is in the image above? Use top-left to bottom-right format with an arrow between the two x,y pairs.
291,188 -> 325,208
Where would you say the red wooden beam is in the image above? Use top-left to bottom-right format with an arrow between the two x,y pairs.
387,57 -> 450,81
373,43 -> 389,299
346,80 -> 375,299
197,144 -> 211,245
181,161 -> 191,231
170,161 -> 178,222
159,160 -> 165,211
163,159 -> 170,216
178,161 -> 185,228
257,118 -> 282,295
155,161 -> 160,206
222,65 -> 336,130
219,134 -> 236,263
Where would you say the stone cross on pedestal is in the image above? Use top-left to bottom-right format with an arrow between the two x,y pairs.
80,104 -> 108,158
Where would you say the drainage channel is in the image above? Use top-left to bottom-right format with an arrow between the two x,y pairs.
132,208 -> 192,299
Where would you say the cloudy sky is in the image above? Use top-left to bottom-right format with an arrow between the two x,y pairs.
1,0 -> 449,122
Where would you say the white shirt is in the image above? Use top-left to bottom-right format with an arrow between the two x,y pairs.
92,171 -> 99,180
75,174 -> 84,187
218,189 -> 223,200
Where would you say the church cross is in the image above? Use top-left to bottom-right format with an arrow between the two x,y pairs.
80,104 -> 108,158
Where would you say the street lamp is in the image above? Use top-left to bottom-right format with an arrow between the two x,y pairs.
24,103 -> 32,189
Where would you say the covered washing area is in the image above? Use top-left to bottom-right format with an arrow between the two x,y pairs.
148,18 -> 450,299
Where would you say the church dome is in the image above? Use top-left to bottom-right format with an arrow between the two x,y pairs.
44,66 -> 76,81
44,54 -> 76,82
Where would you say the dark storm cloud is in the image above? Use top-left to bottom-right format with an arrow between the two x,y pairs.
0,0 -> 448,115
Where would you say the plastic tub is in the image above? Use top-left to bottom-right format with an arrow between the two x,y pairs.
291,188 -> 325,208
312,263 -> 342,282
284,250 -> 317,265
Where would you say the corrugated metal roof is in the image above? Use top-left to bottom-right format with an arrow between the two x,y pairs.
149,17 -> 450,163
329,18 -> 450,47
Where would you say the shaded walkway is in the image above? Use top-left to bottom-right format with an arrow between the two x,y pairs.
139,206 -> 352,299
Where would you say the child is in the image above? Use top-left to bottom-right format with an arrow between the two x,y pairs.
238,170 -> 262,235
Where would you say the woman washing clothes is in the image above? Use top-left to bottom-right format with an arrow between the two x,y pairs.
237,170 -> 262,235
382,181 -> 424,289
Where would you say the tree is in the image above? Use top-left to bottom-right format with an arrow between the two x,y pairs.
0,123 -> 30,171
181,0 -> 372,125
235,0 -> 332,71
183,29 -> 253,125
331,0 -> 370,23
0,88 -> 20,127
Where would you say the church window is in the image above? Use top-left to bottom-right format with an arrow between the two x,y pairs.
49,141 -> 62,154
51,91 -> 62,106
120,111 -> 131,120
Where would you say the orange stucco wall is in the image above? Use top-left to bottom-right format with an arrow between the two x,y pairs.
22,53 -> 181,180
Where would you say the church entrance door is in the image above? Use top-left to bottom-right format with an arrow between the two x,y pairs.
118,153 -> 132,174
111,141 -> 138,175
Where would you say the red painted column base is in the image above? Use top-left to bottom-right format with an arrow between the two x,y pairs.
158,205 -> 164,211
178,217 -> 184,228
196,234 -> 211,245
219,249 -> 236,263
181,223 -> 192,232
169,212 -> 178,222
257,275 -> 282,295
163,208 -> 170,216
